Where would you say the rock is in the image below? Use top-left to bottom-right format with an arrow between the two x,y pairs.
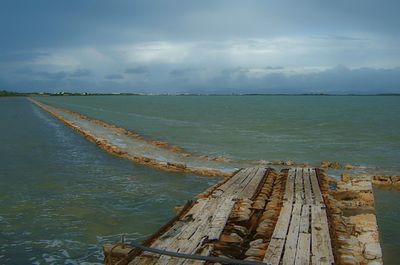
249,239 -> 264,247
341,173 -> 352,182
174,205 -> 184,214
358,232 -> 377,245
331,161 -> 341,169
391,176 -> 400,185
285,160 -> 295,166
220,233 -> 243,243
339,254 -> 358,265
231,225 -> 248,237
272,160 -> 285,165
321,160 -> 341,169
245,247 -> 266,257
367,261 -> 382,265
321,161 -> 331,168
333,190 -> 358,200
364,242 -> 382,260
257,160 -> 272,165
212,156 -> 226,162
349,214 -> 378,233
358,192 -> 374,205
345,164 -> 355,170
372,175 -> 392,185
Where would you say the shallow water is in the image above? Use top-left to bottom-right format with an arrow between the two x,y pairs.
2,96 -> 399,264
35,95 -> 400,264
0,97 -> 217,264
38,95 -> 400,175
374,188 -> 400,265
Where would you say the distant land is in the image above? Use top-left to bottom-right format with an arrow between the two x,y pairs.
1,90 -> 399,97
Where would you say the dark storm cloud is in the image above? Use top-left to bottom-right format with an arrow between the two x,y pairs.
0,51 -> 48,63
125,66 -> 149,74
70,69 -> 92,77
0,0 -> 399,93
169,68 -> 198,77
105,74 -> 124,80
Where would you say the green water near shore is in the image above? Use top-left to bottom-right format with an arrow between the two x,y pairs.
38,95 -> 400,175
0,97 -> 217,264
1,95 -> 399,264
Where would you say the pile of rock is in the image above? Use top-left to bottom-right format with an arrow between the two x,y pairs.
321,171 -> 383,265
372,175 -> 400,187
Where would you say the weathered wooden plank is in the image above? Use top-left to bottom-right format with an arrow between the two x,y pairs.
311,205 -> 334,265
318,207 -> 335,264
215,167 -> 254,199
263,238 -> 285,265
271,202 -> 293,239
303,168 -> 313,205
128,167 -> 335,265
283,169 -> 296,203
239,167 -> 266,199
295,233 -> 311,265
295,168 -> 304,203
211,168 -> 250,197
152,168 -> 265,264
282,203 -> 302,265
207,196 -> 236,240
310,169 -> 324,204
299,205 -> 310,233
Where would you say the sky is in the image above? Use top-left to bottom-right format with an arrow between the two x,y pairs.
0,0 -> 399,94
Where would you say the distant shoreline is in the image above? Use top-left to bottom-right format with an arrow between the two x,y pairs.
1,90 -> 400,97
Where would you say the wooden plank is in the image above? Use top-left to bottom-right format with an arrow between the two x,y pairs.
216,167 -> 255,198
310,169 -> 324,204
295,233 -> 311,265
211,168 -> 250,197
311,205 -> 334,265
271,202 -> 293,239
295,168 -> 304,203
151,198 -> 210,250
151,168 -> 265,264
299,205 -> 310,233
283,169 -> 295,203
318,207 -> 335,264
239,167 -> 266,199
207,196 -> 236,240
282,203 -> 302,265
263,238 -> 285,265
303,168 -> 313,205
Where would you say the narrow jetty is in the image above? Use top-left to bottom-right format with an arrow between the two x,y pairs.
105,167 -> 374,265
29,98 -> 235,177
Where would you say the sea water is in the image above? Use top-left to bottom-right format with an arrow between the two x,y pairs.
1,95 -> 399,264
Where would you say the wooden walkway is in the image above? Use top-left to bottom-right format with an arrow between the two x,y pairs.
263,168 -> 334,265
106,168 -> 334,265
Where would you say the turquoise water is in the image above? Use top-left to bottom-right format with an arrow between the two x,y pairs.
0,97 -> 217,264
1,96 -> 399,264
38,95 -> 400,174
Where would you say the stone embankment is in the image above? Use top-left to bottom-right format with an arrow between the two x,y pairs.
29,98 -> 233,177
323,171 -> 383,265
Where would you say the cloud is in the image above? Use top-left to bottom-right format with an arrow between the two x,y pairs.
169,68 -> 198,77
105,74 -> 124,80
0,51 -> 48,63
0,1 -> 399,93
264,66 -> 284,70
125,66 -> 149,74
70,69 -> 92,77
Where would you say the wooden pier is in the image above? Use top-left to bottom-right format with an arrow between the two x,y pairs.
105,167 -> 335,265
